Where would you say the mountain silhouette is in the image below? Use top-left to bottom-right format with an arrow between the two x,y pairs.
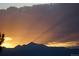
24,42 -> 48,49
1,42 -> 79,56
0,42 -> 79,56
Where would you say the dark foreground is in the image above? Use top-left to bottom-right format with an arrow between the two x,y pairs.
0,42 -> 79,56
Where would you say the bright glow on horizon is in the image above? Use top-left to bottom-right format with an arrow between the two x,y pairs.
46,41 -> 78,47
1,43 -> 15,48
1,37 -> 15,48
4,37 -> 13,41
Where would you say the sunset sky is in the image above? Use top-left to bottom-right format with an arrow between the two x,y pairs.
0,3 -> 79,48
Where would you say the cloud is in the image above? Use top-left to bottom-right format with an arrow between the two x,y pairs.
0,3 -> 79,47
46,41 -> 79,47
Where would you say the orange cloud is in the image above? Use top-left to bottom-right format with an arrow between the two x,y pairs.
46,41 -> 79,47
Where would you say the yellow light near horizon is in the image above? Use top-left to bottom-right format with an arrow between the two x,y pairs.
46,41 -> 78,47
1,43 -> 15,48
4,37 -> 13,41
46,43 -> 70,47
1,37 -> 15,48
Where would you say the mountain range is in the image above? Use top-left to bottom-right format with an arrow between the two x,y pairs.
0,42 -> 79,56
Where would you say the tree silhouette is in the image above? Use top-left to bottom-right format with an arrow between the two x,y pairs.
0,33 -> 5,45
0,33 -> 5,52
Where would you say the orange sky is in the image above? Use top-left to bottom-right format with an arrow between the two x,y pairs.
0,4 -> 79,48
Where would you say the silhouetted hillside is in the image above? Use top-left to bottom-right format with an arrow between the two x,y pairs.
0,42 -> 78,56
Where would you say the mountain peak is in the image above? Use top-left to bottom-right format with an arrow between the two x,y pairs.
26,42 -> 47,48
27,42 -> 38,45
28,42 -> 37,44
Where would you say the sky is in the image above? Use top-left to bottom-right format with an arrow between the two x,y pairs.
0,3 -> 79,48
0,3 -> 40,9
